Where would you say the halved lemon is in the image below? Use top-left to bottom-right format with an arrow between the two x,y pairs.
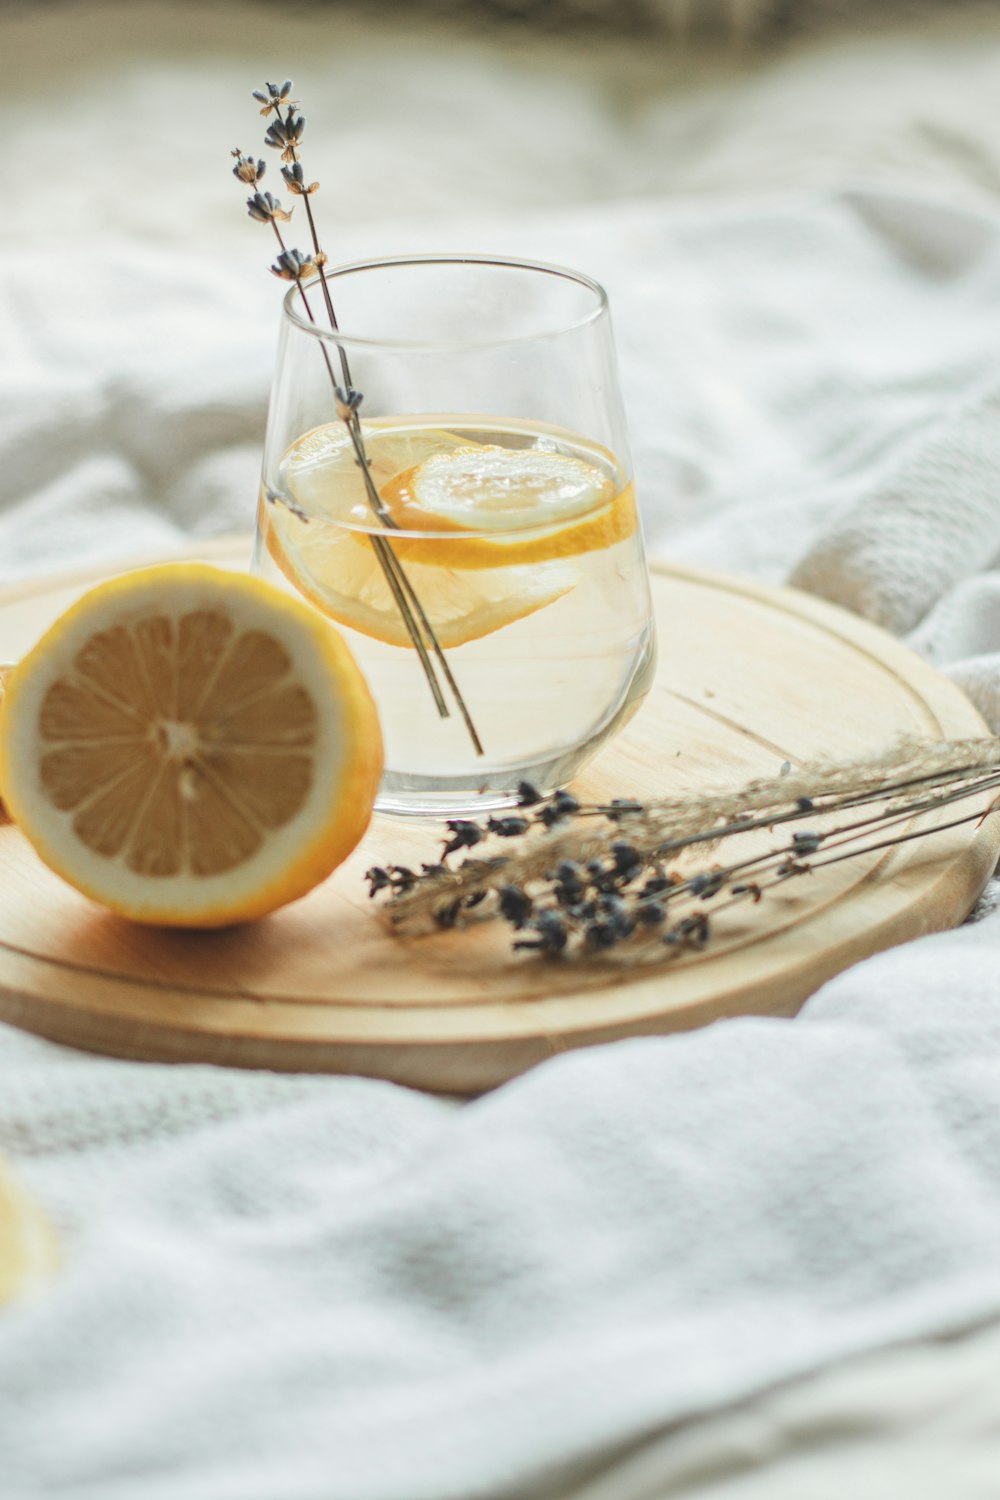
0,564 -> 383,927
266,423 -> 635,647
0,1155 -> 59,1305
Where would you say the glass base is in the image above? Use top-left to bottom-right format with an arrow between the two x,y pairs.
376,765 -> 570,819
375,784 -> 527,819
374,633 -> 656,818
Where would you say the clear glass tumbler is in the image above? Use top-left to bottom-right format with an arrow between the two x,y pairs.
252,255 -> 656,816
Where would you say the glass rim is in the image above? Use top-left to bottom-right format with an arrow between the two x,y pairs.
280,253 -> 610,350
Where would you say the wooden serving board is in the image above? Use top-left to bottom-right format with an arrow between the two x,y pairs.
0,538 -> 995,1092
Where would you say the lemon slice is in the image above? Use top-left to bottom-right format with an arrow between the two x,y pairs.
383,445 -> 637,569
0,564 -> 383,927
267,425 -> 640,646
389,445 -> 607,527
0,1155 -> 59,1306
287,423 -> 475,528
286,428 -> 637,573
263,504 -> 579,649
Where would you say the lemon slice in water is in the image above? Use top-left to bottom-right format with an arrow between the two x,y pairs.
267,427 -> 636,645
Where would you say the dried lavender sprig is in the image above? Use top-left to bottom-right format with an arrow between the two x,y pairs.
266,246 -> 449,719
240,81 -> 483,752
263,94 -> 346,383
615,794 -> 1000,966
370,736 -> 1000,953
623,766 -> 1000,919
331,396 -> 484,756
621,765 -> 1000,910
530,736 -> 1000,884
237,158 -> 470,736
499,787 -> 1000,961
579,736 -> 1000,849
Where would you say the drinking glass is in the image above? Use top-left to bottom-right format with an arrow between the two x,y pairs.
252,255 -> 656,816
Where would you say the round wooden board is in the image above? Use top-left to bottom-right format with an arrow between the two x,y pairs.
0,537 -> 995,1092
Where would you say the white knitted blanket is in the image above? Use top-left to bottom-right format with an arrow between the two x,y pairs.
1,184 -> 1000,1500
4,3 -> 1000,1491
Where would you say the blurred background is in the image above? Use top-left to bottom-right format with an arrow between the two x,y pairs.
3,0 -> 1000,575
7,0 -> 1000,249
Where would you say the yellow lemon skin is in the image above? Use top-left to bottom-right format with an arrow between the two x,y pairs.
0,1155 -> 59,1306
0,565 -> 384,928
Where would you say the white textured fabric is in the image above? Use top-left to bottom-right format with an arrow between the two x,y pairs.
568,1306 -> 1000,1499
4,924 -> 1000,1499
4,4 -> 1000,1497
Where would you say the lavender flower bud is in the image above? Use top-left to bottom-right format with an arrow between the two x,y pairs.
270,248 -> 315,281
231,150 -> 266,185
247,191 -> 292,224
281,162 -> 319,196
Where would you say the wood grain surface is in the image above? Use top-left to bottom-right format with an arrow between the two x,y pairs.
0,537 -> 995,1092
